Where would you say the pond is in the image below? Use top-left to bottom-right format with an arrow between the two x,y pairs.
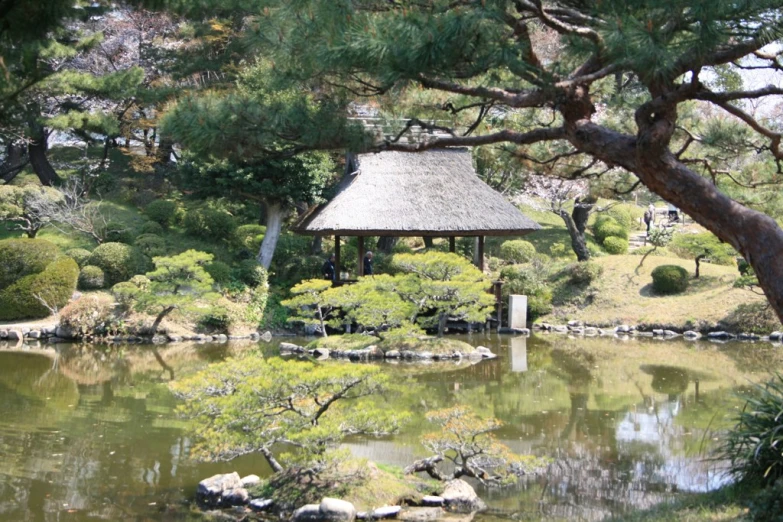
0,334 -> 781,521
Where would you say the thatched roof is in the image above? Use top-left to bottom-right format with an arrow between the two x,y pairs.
295,148 -> 541,237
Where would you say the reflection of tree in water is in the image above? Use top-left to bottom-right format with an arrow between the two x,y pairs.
640,365 -> 690,399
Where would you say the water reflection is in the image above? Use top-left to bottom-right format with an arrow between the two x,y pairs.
0,335 -> 777,521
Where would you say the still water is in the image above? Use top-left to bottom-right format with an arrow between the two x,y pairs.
0,334 -> 781,521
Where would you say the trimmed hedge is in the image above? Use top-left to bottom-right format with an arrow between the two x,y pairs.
87,242 -> 150,286
567,261 -> 603,285
237,259 -> 268,287
134,234 -> 166,258
145,200 -> 179,228
499,240 -> 536,264
603,236 -> 629,254
0,238 -> 60,289
235,224 -> 266,250
183,208 -> 237,241
104,221 -> 134,244
140,221 -> 165,235
651,264 -> 689,294
594,216 -> 629,243
65,248 -> 92,268
78,265 -> 105,290
0,257 -> 79,320
205,261 -> 232,285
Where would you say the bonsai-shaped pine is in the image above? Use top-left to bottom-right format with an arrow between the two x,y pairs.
391,252 -> 496,337
281,279 -> 340,337
134,250 -> 218,333
171,356 -> 407,473
405,407 -> 547,487
328,274 -> 417,333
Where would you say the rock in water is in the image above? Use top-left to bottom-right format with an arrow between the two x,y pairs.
421,496 -> 445,507
320,497 -> 357,522
293,504 -> 322,522
240,474 -> 262,487
197,472 -> 241,506
440,479 -> 487,513
250,498 -> 274,511
398,508 -> 444,521
221,487 -> 249,506
372,506 -> 402,519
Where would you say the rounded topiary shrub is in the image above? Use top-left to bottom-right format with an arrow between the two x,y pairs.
184,208 -> 237,241
59,293 -> 116,337
65,248 -> 92,268
205,261 -> 232,285
237,259 -> 268,287
235,224 -> 266,250
140,220 -> 165,235
595,219 -> 629,244
499,240 -> 536,264
603,236 -> 629,254
145,199 -> 179,228
567,261 -> 603,285
104,222 -> 134,244
0,257 -> 79,320
134,234 -> 166,258
606,204 -> 639,231
87,242 -> 150,286
78,265 -> 105,290
0,238 -> 60,289
651,264 -> 689,294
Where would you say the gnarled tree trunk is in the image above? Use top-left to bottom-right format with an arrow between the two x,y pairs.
256,200 -> 285,269
27,122 -> 61,186
556,209 -> 590,262
377,236 -> 398,254
1,141 -> 28,183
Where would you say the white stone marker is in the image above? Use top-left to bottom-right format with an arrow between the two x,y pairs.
508,295 -> 528,329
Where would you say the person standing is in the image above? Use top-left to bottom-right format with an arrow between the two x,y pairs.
322,253 -> 336,281
644,204 -> 655,235
363,251 -> 374,276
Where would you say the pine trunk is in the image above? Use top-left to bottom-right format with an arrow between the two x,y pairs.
377,236 -> 398,253
0,141 -> 27,183
27,124 -> 61,186
256,201 -> 284,269
557,209 -> 590,262
423,236 -> 434,249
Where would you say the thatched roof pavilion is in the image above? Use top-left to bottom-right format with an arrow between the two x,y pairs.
295,148 -> 541,275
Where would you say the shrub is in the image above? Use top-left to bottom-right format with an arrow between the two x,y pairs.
104,221 -> 134,244
111,281 -> 141,309
567,262 -> 603,285
78,265 -> 105,290
500,265 -> 553,319
499,240 -> 536,264
0,257 -> 79,320
197,307 -> 232,333
651,264 -> 689,294
183,207 -> 237,241
145,200 -> 179,228
606,204 -> 639,231
129,274 -> 151,289
235,224 -> 266,250
140,221 -> 164,235
670,232 -> 737,266
87,242 -> 150,286
134,234 -> 167,258
594,216 -> 629,243
237,259 -> 268,287
65,248 -> 92,268
0,238 -> 60,289
205,261 -> 232,285
722,302 -> 781,335
718,373 -> 783,488
748,478 -> 783,522
603,236 -> 629,254
59,293 -> 116,337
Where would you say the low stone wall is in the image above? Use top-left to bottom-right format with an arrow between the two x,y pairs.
530,321 -> 782,343
279,342 -> 497,361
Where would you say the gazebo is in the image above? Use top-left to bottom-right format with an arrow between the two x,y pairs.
294,148 -> 541,276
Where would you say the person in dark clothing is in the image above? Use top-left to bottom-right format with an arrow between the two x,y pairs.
322,253 -> 336,281
363,251 -> 374,276
643,204 -> 655,235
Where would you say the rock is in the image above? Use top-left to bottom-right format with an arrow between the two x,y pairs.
421,496 -> 445,507
615,325 -> 630,333
398,508 -> 444,522
203,335 -> 214,342
215,334 -> 228,342
221,487 -> 249,506
319,497 -> 357,522
249,498 -> 274,511
41,326 -> 56,336
167,335 -> 182,342
417,351 -> 434,360
652,329 -> 664,336
0,329 -> 7,339
280,342 -> 303,352
7,330 -> 22,341
583,327 -> 598,336
367,345 -> 385,359
249,332 -> 261,340
569,327 -> 584,335
770,331 -> 782,341
197,472 -> 242,506
240,474 -> 262,487
260,330 -> 273,342
313,348 -> 330,358
663,330 -> 679,337
707,331 -> 730,339
567,320 -> 584,327
475,346 -> 496,358
371,506 -> 402,519
440,479 -> 487,513
683,330 -> 702,339
152,334 -> 168,344
635,331 -> 654,337
498,327 -> 529,334
293,504 -> 322,522
385,350 -> 400,359
26,330 -> 41,339
553,325 -> 568,333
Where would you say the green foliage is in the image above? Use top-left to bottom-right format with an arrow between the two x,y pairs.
59,293 -> 116,337
282,279 -> 339,334
0,257 -> 78,320
64,248 -> 92,268
651,265 -> 689,295
722,303 -> 781,335
197,307 -> 232,333
78,265 -> 105,290
647,227 -> 674,248
567,262 -> 603,286
499,240 -> 536,264
183,207 -> 237,241
205,261 -> 232,285
139,221 -> 165,235
237,259 -> 269,287
603,236 -> 629,255
670,233 -> 737,266
235,224 -> 266,250
748,479 -> 783,522
134,234 -> 167,258
0,238 -> 60,289
500,265 -> 553,320
144,200 -> 180,228
327,275 -> 417,332
718,374 -> 783,487
0,185 -> 63,237
170,356 -> 406,471
606,204 -> 640,231
87,242 -> 150,286
593,216 -> 629,243
103,221 -> 134,244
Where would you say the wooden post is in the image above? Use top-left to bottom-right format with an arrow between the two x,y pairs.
494,281 -> 503,328
334,235 -> 341,280
477,235 -> 485,272
449,236 -> 456,253
358,236 -> 365,277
